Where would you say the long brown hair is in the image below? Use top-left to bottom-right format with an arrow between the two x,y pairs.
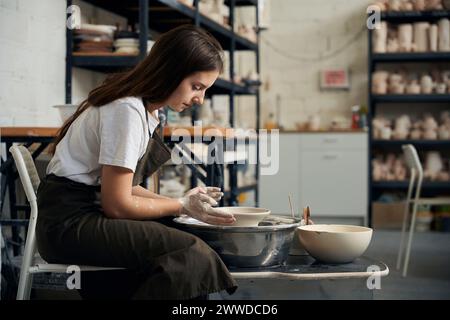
51,25 -> 223,153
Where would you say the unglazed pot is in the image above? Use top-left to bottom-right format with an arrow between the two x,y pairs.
413,22 -> 430,52
438,19 -> 450,52
373,21 -> 388,53
429,24 -> 438,52
398,24 -> 413,52
421,75 -> 434,94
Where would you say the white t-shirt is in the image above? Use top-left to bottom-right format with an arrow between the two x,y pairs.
47,97 -> 159,186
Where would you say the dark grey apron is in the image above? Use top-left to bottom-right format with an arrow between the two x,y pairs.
35,107 -> 237,300
132,111 -> 171,186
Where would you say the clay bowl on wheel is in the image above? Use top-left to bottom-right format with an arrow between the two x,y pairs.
297,224 -> 373,263
216,207 -> 271,227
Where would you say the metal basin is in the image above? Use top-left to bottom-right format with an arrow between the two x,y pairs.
173,215 -> 300,268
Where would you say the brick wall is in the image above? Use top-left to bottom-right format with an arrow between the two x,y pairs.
1,0 -> 373,129
237,0 -> 372,130
0,0 -> 125,127
0,0 -> 66,126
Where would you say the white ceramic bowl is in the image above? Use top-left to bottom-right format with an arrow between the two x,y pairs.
216,207 -> 270,227
298,224 -> 373,263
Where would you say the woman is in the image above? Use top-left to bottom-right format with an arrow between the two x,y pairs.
36,25 -> 237,300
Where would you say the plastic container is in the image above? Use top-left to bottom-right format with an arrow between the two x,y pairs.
351,105 -> 360,129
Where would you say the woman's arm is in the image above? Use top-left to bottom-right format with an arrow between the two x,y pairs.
132,185 -> 172,200
101,165 -> 181,220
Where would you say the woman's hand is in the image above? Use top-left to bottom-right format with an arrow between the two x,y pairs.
178,191 -> 235,225
184,186 -> 224,202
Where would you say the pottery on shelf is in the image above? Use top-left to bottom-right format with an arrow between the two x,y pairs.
438,19 -> 450,52
414,0 -> 426,11
372,71 -> 389,94
429,24 -> 439,52
424,151 -> 444,180
373,21 -> 388,53
380,126 -> 392,140
398,24 -> 414,52
406,79 -> 421,94
413,22 -> 430,52
438,125 -> 450,140
421,75 -> 434,94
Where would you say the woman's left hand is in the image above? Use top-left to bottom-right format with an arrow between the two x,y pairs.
184,186 -> 224,203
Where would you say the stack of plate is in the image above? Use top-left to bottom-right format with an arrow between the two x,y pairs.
73,24 -> 116,53
114,38 -> 139,55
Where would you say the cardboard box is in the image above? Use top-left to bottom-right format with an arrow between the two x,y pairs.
372,201 -> 407,230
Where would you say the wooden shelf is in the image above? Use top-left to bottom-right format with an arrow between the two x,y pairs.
0,127 -> 59,138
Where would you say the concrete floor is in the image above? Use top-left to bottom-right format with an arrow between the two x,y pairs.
367,230 -> 450,300
30,230 -> 450,300
210,229 -> 450,300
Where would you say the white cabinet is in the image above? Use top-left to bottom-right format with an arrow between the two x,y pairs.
259,134 -> 301,214
259,133 -> 368,223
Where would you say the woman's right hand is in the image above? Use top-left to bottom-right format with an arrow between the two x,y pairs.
178,192 -> 235,225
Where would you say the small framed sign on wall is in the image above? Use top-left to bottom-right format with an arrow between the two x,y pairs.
319,69 -> 350,90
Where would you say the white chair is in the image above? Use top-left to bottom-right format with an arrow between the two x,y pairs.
9,145 -> 122,300
397,144 -> 450,277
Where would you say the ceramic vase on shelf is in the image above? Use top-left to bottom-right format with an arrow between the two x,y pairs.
413,22 -> 430,52
373,21 -> 388,53
398,24 -> 413,52
429,24 -> 438,52
438,19 -> 450,52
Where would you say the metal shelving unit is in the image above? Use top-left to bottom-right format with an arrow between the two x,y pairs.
372,52 -> 450,62
372,139 -> 450,148
65,0 -> 261,206
380,10 -> 450,22
372,94 -> 450,103
372,181 -> 450,190
367,10 -> 450,226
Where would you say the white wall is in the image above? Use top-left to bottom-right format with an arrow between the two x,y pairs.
0,0 -> 66,126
